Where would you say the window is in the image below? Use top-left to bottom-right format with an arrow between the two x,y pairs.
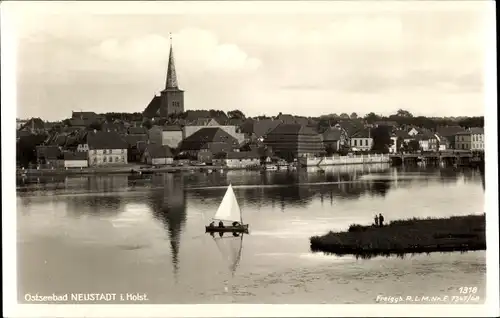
116,157 -> 119,162
103,149 -> 107,154
365,139 -> 368,146
103,156 -> 107,162
354,140 -> 357,146
109,156 -> 113,163
121,156 -> 125,162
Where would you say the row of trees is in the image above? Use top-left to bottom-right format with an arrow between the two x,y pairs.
59,108 -> 483,132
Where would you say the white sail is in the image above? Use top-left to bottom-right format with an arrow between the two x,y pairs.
213,184 -> 242,223
213,235 -> 243,276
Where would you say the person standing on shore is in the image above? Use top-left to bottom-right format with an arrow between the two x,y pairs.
374,214 -> 379,227
379,213 -> 385,227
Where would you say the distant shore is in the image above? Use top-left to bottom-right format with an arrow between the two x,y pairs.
310,214 -> 486,257
16,164 -> 236,177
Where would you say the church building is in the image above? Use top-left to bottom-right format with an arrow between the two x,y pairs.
143,35 -> 185,118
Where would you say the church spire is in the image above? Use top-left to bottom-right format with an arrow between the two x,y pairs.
165,33 -> 179,89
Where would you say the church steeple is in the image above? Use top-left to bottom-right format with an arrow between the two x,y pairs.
165,33 -> 179,89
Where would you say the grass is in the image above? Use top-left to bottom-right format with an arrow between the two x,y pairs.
310,214 -> 486,258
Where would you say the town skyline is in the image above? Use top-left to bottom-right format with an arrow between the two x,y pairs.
9,1 -> 492,120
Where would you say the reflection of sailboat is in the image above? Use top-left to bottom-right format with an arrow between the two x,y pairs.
212,233 -> 244,277
205,184 -> 249,233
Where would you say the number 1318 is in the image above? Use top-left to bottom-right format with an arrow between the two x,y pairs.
459,287 -> 478,294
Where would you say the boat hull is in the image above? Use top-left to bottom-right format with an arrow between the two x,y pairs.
205,224 -> 249,233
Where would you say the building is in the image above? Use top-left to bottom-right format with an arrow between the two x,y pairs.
16,118 -> 28,130
143,36 -> 184,118
183,118 -> 245,144
436,126 -> 466,149
35,145 -> 61,165
389,130 -> 412,153
179,127 -> 240,159
321,126 -> 348,154
63,151 -> 88,168
213,151 -> 261,168
18,118 -> 45,134
148,125 -> 183,148
240,118 -> 281,141
455,128 -> 484,151
85,131 -> 128,166
142,144 -> 174,165
263,123 -> 325,159
349,128 -> 373,152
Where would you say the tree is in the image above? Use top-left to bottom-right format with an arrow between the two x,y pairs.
396,109 -> 414,118
88,121 -> 102,131
339,113 -> 350,119
370,126 -> 391,153
62,119 -> 72,127
17,134 -> 48,167
227,109 -> 246,120
324,144 -> 336,156
364,112 -> 380,124
350,112 -> 358,119
142,119 -> 153,130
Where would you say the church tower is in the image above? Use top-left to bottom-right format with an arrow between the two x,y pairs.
159,34 -> 184,117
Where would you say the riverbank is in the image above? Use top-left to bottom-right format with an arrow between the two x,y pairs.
16,164 -> 231,177
310,214 -> 486,257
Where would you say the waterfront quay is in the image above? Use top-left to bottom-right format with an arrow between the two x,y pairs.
389,150 -> 484,167
16,164 -> 228,177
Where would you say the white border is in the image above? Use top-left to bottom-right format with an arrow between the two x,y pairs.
2,1 -> 498,317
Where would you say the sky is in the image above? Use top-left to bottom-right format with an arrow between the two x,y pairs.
5,1 -> 494,121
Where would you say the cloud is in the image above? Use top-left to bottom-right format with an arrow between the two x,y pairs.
87,28 -> 261,76
13,3 -> 490,120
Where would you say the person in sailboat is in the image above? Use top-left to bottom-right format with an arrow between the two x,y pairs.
209,221 -> 215,228
232,221 -> 240,227
218,220 -> 225,228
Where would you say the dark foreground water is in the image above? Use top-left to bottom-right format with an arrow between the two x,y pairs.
17,164 -> 486,304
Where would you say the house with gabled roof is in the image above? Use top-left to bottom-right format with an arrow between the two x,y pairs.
148,124 -> 183,148
142,144 -> 174,165
85,131 -> 128,166
18,117 -> 45,134
35,145 -> 62,165
321,126 -> 347,154
349,128 -> 373,152
179,127 -> 240,162
455,127 -> 484,151
183,118 -> 245,144
436,125 -> 466,149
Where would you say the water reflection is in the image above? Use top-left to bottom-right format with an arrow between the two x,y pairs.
66,195 -> 124,217
147,174 -> 187,281
16,164 -> 486,303
210,233 -> 244,277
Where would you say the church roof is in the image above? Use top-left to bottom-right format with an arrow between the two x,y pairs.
143,96 -> 161,118
165,38 -> 179,90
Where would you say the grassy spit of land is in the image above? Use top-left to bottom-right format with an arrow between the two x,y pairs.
310,214 -> 486,257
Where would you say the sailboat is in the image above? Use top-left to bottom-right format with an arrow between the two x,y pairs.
205,184 -> 249,233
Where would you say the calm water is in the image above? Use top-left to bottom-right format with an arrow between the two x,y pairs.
17,164 -> 486,304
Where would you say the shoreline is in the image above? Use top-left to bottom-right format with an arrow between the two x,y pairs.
309,214 -> 486,258
16,164 -> 246,177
